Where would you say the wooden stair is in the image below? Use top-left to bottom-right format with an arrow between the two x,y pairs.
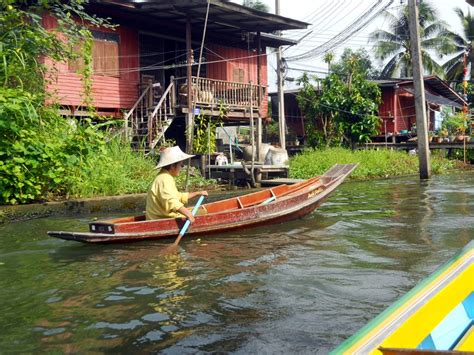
124,80 -> 176,154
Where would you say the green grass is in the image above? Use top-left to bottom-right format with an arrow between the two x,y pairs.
66,139 -> 216,199
289,147 -> 459,180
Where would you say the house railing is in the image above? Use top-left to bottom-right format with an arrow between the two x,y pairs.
123,82 -> 162,141
124,79 -> 176,152
175,76 -> 266,110
148,79 -> 176,150
125,75 -> 266,152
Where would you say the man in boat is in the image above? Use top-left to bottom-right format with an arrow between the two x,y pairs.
146,146 -> 208,222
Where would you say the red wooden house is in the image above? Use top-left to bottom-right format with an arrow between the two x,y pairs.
43,0 -> 308,152
271,76 -> 467,145
376,76 -> 467,135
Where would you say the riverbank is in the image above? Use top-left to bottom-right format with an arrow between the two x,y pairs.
0,187 -> 248,224
2,148 -> 470,223
289,147 -> 464,180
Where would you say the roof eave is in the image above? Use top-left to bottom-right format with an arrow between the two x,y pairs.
96,0 -> 309,32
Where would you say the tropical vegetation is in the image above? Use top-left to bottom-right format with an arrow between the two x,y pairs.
443,7 -> 474,81
290,148 -> 459,180
242,0 -> 269,12
0,1 -> 214,205
1,1 -> 106,204
297,54 -> 381,148
369,1 -> 454,78
330,48 -> 380,80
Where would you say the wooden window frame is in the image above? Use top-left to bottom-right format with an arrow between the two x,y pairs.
68,30 -> 120,78
232,68 -> 245,83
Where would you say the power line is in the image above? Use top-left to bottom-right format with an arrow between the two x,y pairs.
284,0 -> 380,43
288,90 -> 429,120
287,0 -> 388,61
286,0 -> 394,62
59,49 -> 278,76
284,0 -> 341,40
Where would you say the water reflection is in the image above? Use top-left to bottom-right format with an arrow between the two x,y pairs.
0,173 -> 473,352
39,234 -> 293,352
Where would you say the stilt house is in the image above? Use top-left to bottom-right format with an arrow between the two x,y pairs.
43,0 -> 308,154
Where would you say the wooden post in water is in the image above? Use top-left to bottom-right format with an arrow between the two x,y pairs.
275,0 -> 286,150
408,0 -> 431,179
186,17 -> 194,154
257,32 -> 263,162
249,82 -> 256,187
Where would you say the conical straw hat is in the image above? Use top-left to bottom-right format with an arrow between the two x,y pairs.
155,146 -> 195,169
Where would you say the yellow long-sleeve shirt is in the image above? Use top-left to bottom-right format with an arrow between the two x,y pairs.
146,170 -> 189,220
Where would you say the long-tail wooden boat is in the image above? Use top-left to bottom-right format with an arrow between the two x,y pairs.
332,240 -> 474,354
48,164 -> 356,244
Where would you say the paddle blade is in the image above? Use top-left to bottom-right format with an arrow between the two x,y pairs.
173,195 -> 206,247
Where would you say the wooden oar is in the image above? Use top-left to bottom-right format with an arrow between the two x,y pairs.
173,195 -> 206,246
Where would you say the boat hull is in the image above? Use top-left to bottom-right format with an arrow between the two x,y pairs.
332,240 -> 474,354
48,164 -> 357,243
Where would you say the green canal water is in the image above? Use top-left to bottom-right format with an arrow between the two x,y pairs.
0,173 -> 473,353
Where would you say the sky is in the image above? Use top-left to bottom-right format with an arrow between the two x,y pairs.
232,0 -> 473,90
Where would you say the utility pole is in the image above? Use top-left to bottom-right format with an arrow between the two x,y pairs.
256,32 -> 263,161
275,0 -> 286,150
186,17 -> 193,154
408,0 -> 431,179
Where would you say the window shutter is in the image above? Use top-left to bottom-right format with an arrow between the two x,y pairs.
68,34 -> 119,77
239,69 -> 244,83
233,68 -> 240,82
232,68 -> 245,83
104,41 -> 119,77
93,40 -> 105,75
68,42 -> 85,73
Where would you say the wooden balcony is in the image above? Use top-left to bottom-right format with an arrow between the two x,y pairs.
175,76 -> 267,119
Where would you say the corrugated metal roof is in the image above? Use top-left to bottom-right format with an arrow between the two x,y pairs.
90,0 -> 308,47
372,76 -> 466,107
401,87 -> 464,108
397,76 -> 467,108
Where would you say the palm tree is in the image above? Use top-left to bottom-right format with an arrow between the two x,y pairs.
369,1 -> 454,78
443,8 -> 474,82
323,51 -> 334,74
242,0 -> 269,12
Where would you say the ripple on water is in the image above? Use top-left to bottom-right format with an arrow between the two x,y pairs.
0,173 -> 473,352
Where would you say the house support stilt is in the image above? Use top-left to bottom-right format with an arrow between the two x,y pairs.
186,17 -> 194,154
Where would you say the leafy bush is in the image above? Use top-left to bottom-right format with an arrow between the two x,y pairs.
0,87 -> 108,204
62,136 -> 216,198
442,112 -> 468,135
296,56 -> 381,148
0,1 -> 113,204
289,148 -> 457,180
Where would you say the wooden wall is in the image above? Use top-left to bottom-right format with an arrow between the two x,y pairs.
379,87 -> 396,134
42,14 -> 139,112
207,44 -> 269,117
42,14 -> 272,118
379,86 -> 439,134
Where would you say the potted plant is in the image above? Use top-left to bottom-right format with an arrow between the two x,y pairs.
455,118 -> 467,142
439,128 -> 448,142
442,112 -> 467,142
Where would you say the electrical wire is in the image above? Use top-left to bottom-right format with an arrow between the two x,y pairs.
59,49 -> 278,76
280,88 -> 458,121
286,0 -> 394,61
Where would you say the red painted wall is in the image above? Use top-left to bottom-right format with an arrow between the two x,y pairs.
207,44 -> 269,117
396,93 -> 416,132
43,14 -> 139,111
379,87 -> 396,134
380,86 -> 439,134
